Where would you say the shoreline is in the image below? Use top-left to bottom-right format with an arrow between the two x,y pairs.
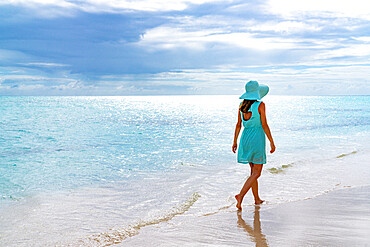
1,156 -> 369,246
1,148 -> 369,247
123,185 -> 370,246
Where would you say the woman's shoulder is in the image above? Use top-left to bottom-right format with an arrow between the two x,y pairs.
257,101 -> 265,113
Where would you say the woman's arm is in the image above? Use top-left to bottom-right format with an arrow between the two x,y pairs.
232,110 -> 242,153
259,102 -> 276,153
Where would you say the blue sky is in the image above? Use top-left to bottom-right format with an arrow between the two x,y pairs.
0,0 -> 369,95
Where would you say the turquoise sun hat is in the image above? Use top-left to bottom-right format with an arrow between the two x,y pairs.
239,80 -> 269,100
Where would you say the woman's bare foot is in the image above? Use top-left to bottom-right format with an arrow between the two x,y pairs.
255,199 -> 264,205
235,194 -> 242,210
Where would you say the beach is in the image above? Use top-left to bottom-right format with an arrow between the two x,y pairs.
93,149 -> 370,246
2,184 -> 369,246
124,185 -> 370,247
0,95 -> 369,246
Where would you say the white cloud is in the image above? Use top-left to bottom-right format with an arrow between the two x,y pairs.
352,36 -> 370,42
2,63 -> 369,95
94,63 -> 369,95
0,73 -> 78,85
15,84 -> 45,90
169,15 -> 324,35
262,65 -> 370,95
1,0 -> 75,8
136,12 -> 366,54
137,26 -> 303,50
137,26 -> 216,50
314,44 -> 370,60
52,80 -> 88,90
265,0 -> 370,20
0,0 -> 227,13
166,65 -> 370,83
1,0 -> 369,96
19,62 -> 68,67
79,0 -> 213,12
0,74 -> 49,81
247,20 -> 322,33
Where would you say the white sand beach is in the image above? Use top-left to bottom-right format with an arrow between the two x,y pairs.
123,185 -> 370,246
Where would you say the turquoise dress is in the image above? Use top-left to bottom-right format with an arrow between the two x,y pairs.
237,101 -> 266,164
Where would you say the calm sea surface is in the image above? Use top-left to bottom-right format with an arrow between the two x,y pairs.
0,95 -> 369,246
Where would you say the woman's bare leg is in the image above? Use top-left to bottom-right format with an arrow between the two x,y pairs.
235,164 -> 263,210
249,163 -> 264,205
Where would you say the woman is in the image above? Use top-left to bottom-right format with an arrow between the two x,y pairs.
232,80 -> 275,210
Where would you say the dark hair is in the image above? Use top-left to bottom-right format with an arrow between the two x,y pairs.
239,99 -> 256,113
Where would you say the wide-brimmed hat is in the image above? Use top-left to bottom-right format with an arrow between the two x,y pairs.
239,80 -> 269,100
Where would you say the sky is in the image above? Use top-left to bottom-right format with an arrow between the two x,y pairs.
0,0 -> 369,96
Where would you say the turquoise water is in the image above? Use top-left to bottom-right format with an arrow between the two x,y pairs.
1,96 -> 238,200
0,95 -> 369,245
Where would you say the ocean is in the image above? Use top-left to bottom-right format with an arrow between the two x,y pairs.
0,95 -> 369,246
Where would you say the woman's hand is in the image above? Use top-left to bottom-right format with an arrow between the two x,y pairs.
270,142 -> 276,153
232,143 -> 238,153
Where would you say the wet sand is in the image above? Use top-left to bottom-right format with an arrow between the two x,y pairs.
123,186 -> 370,246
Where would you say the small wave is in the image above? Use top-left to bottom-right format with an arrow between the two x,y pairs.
336,151 -> 357,158
78,192 -> 201,246
6,129 -> 32,133
202,201 -> 234,217
180,162 -> 197,167
267,164 -> 293,174
269,150 -> 360,175
1,195 -> 21,201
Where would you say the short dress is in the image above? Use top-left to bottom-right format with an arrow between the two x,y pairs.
237,101 -> 266,164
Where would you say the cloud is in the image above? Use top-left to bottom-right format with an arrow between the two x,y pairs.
19,62 -> 68,67
88,63 -> 370,95
79,0 -> 226,12
1,0 -> 369,95
136,14 -> 327,52
2,62 -> 369,95
353,36 -> 370,42
1,0 -> 75,8
138,26 -> 303,50
265,0 -> 370,20
246,20 -> 322,33
0,0 -> 228,16
315,44 -> 370,60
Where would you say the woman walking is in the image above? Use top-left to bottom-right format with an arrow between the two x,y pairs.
232,80 -> 275,210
